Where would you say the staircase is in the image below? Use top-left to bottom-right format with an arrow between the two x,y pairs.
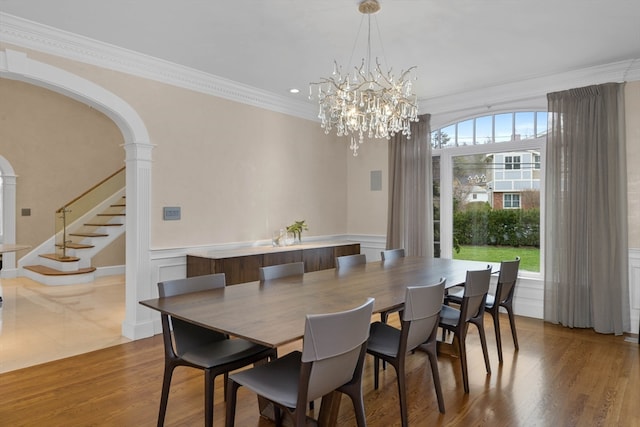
20,168 -> 126,286
22,195 -> 125,285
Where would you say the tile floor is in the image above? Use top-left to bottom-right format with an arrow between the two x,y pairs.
0,274 -> 129,373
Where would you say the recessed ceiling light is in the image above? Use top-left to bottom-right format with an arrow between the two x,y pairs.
289,88 -> 300,94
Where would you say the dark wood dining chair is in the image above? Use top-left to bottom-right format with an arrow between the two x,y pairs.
225,298 -> 375,427
367,278 -> 446,426
446,257 -> 520,363
156,273 -> 277,427
259,261 -> 305,280
335,253 -> 367,268
438,266 -> 492,393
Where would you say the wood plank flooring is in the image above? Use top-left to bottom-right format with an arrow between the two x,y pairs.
0,315 -> 638,426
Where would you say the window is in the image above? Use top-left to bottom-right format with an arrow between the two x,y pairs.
505,155 -> 521,170
432,111 -> 545,274
534,154 -> 541,169
503,193 -> 521,209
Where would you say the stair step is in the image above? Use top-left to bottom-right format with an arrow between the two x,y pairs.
40,253 -> 80,262
57,243 -> 94,249
84,223 -> 123,226
110,203 -> 126,207
69,232 -> 109,238
97,213 -> 125,217
24,265 -> 96,276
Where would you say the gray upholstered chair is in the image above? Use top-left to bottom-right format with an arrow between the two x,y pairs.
379,248 -> 406,324
438,266 -> 492,393
380,248 -> 405,261
367,278 -> 446,426
157,273 -> 277,427
259,261 -> 305,281
335,253 -> 367,268
446,257 -> 520,363
225,298 -> 375,427
258,260 -> 314,410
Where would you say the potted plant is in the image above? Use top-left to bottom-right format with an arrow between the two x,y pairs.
286,220 -> 308,244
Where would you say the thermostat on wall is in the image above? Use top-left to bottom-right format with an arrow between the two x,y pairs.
163,206 -> 181,221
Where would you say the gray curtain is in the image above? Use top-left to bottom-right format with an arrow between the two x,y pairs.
544,83 -> 629,334
386,114 -> 433,257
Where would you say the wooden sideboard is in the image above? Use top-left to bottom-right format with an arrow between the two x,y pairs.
187,241 -> 361,285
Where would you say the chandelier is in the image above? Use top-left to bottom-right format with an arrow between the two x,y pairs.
309,0 -> 419,156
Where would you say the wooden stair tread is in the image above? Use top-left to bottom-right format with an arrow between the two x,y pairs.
84,223 -> 123,226
97,213 -> 125,217
24,265 -> 96,276
69,232 -> 109,237
39,253 -> 80,262
110,204 -> 126,207
57,243 -> 94,249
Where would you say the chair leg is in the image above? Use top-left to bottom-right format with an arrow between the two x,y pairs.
295,403 -> 307,427
373,356 -> 380,389
505,304 -> 519,350
204,369 -> 214,427
340,382 -> 367,427
474,320 -> 491,375
424,342 -> 445,413
380,312 -> 389,371
456,333 -> 470,394
157,363 -> 175,427
491,309 -> 504,363
395,360 -> 408,427
223,372 -> 228,401
225,377 -> 241,427
274,405 -> 283,427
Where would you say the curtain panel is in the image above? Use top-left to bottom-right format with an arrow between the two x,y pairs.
386,114 -> 434,257
544,83 -> 629,334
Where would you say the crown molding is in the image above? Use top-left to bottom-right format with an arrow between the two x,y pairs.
0,13 -> 317,121
2,12 -> 638,125
422,58 -> 640,122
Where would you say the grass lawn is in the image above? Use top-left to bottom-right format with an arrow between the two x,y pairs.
453,245 -> 540,272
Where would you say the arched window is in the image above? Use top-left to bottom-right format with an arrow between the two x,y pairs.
432,111 -> 546,274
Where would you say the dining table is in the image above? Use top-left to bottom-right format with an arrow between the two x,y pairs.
140,256 -> 494,426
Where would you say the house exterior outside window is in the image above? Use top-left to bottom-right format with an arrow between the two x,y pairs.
503,193 -> 521,209
505,155 -> 521,170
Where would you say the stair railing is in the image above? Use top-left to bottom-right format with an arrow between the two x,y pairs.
55,167 -> 125,259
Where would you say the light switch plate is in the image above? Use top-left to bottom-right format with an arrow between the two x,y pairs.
163,206 -> 181,220
370,170 -> 382,191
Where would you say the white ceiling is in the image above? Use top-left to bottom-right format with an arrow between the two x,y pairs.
1,0 -> 640,107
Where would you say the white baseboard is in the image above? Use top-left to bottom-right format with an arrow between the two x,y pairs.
95,265 -> 125,277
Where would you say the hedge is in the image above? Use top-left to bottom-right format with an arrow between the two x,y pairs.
453,207 -> 539,247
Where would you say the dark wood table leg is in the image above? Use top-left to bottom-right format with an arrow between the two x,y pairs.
317,391 -> 341,427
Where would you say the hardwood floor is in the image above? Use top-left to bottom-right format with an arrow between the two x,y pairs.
1,313 -> 638,426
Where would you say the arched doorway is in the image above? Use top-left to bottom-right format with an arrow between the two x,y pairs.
0,156 -> 18,271
0,48 -> 154,339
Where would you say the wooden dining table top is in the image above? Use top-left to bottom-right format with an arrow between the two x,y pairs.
140,257 -> 494,348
